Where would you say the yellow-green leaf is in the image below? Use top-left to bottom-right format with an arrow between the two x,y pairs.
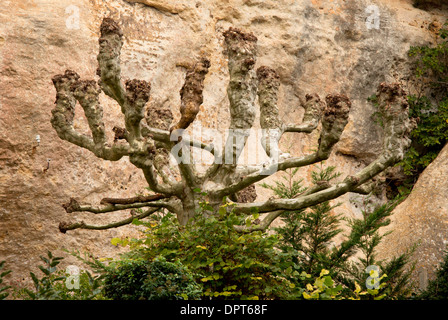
111,238 -> 121,246
303,292 -> 312,300
354,281 -> 361,294
320,269 -> 330,277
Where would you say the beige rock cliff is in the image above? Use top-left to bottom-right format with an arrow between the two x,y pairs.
0,0 -> 447,289
377,143 -> 448,289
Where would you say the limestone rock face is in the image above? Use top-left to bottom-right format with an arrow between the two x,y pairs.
376,143 -> 448,289
0,0 -> 447,287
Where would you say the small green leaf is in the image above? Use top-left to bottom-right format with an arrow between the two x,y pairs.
38,266 -> 50,276
30,272 -> 39,286
132,218 -> 144,226
111,238 -> 121,246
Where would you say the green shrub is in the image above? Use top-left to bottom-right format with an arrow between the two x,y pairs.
261,165 -> 416,299
21,251 -> 65,300
142,257 -> 202,300
0,261 -> 12,300
13,251 -> 105,300
113,206 -> 301,300
103,257 -> 201,300
368,20 -> 448,189
401,20 -> 448,179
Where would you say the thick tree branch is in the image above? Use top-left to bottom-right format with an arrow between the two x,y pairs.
222,27 -> 258,166
317,94 -> 351,160
58,207 -> 160,233
123,79 -> 152,141
130,154 -> 182,195
284,93 -> 324,133
100,193 -> 168,205
233,183 -> 330,233
233,83 -> 414,217
51,70 -> 133,161
62,196 -> 177,214
170,58 -> 210,134
256,66 -> 284,158
96,18 -> 126,106
209,153 -> 321,199
257,66 -> 324,159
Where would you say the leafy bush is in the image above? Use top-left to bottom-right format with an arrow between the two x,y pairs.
261,165 -> 416,299
401,20 -> 448,179
0,261 -> 12,300
20,251 -> 65,300
114,205 -> 301,300
368,21 -> 448,189
13,251 -> 105,300
103,257 -> 201,300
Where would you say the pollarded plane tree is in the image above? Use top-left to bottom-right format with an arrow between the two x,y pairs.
53,18 -> 415,233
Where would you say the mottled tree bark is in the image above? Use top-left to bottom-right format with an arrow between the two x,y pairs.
51,17 -> 414,233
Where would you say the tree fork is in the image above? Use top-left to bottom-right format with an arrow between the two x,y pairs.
51,17 -> 414,233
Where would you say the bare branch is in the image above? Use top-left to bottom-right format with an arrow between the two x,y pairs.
285,93 -> 324,133
72,80 -> 107,145
209,152 -> 321,199
256,66 -> 285,158
233,183 -> 330,233
222,27 -> 258,165
123,79 -> 152,140
51,70 -> 132,161
130,155 -> 182,195
317,94 -> 351,160
96,18 -> 126,106
233,82 -> 414,217
100,193 -> 168,205
170,57 -> 210,134
62,196 -> 177,214
58,207 -> 159,233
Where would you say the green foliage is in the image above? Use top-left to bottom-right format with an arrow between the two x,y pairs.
103,257 -> 201,300
399,20 -> 448,178
418,247 -> 448,300
143,257 -> 202,300
52,269 -> 105,300
21,250 -> 65,300
341,200 -> 417,299
0,261 -> 12,300
260,167 -> 306,199
103,259 -> 148,300
117,205 -> 301,300
13,251 -> 106,300
400,96 -> 448,177
367,22 -> 448,185
261,165 -> 416,299
301,269 -> 344,300
263,165 -> 344,277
